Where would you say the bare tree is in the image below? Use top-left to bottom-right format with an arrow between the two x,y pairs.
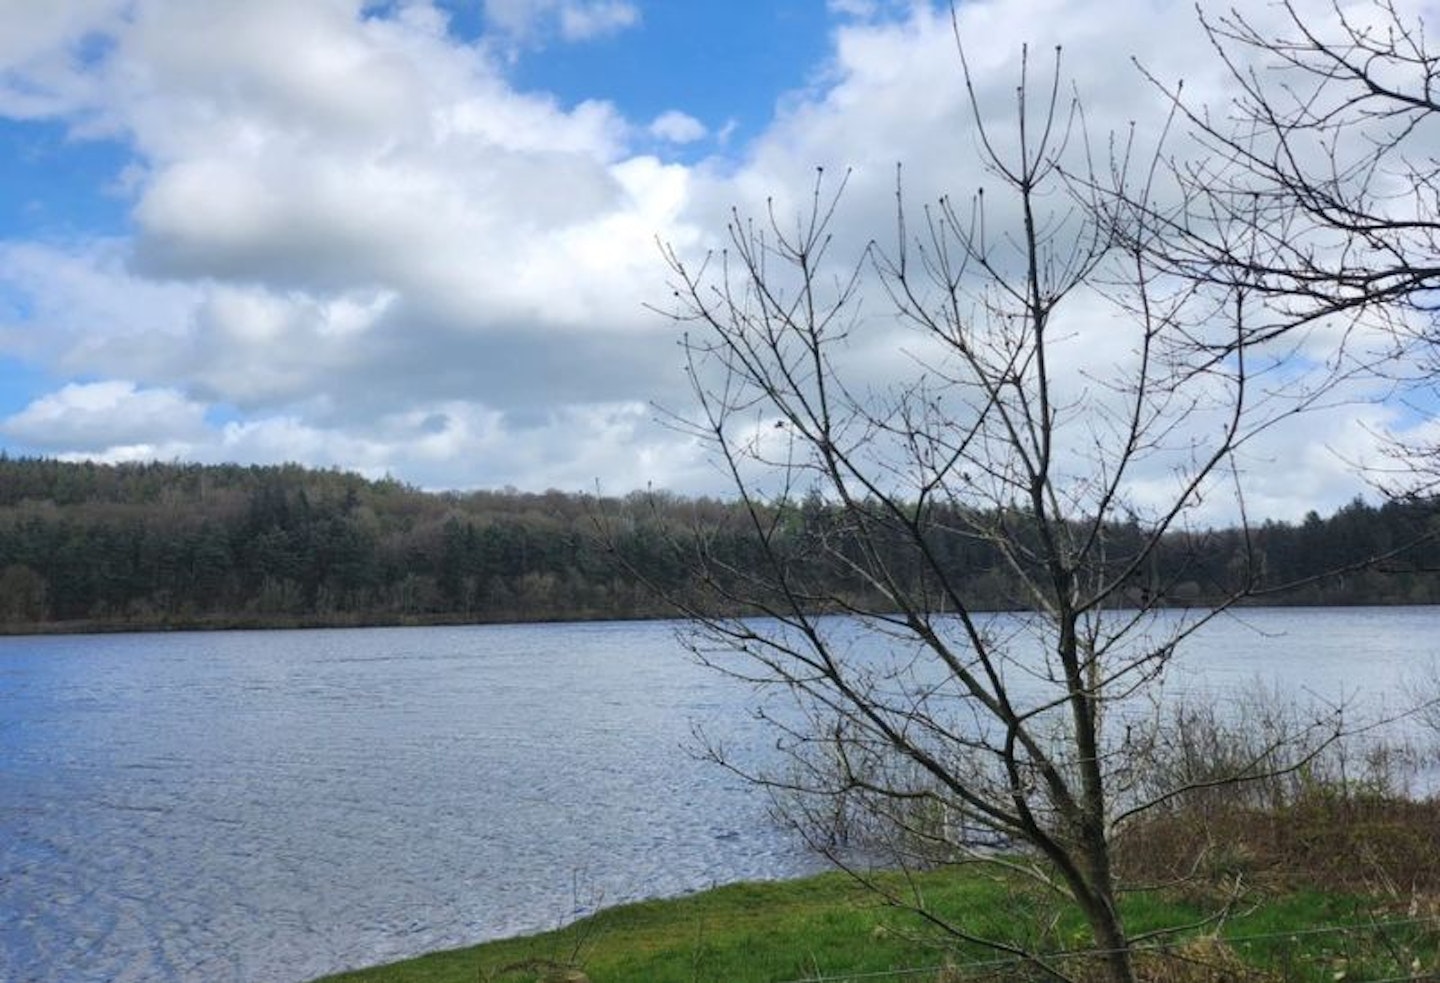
1134,0 -> 1440,494
635,40 -> 1355,983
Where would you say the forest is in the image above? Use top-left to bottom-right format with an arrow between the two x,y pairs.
0,455 -> 1436,632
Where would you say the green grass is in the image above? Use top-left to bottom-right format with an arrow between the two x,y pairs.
315,871 -> 994,983
310,868 -> 1440,983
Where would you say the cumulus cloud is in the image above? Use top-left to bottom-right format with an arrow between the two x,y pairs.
0,2 -> 695,402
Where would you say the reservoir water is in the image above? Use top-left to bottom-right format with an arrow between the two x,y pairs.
1,608 -> 1437,983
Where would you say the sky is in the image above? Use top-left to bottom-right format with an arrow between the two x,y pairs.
0,0 -> 1429,522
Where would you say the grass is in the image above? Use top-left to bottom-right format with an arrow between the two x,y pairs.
311,863 -> 1440,983
314,871 -> 999,983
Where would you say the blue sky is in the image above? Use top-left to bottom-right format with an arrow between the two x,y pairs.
0,0 -> 1422,522
0,122 -> 128,237
502,1 -> 835,139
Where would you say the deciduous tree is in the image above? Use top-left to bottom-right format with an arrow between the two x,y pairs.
644,37 -> 1361,983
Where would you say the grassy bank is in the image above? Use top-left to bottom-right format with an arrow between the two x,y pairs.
312,866 -> 1440,983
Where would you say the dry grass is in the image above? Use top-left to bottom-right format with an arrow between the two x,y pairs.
935,936 -> 1272,983
1114,791 -> 1440,901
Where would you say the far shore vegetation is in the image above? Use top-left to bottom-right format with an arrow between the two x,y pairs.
0,456 -> 1436,636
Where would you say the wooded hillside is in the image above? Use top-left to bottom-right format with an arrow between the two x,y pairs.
0,456 -> 1436,632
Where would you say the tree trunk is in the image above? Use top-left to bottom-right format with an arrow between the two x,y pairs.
1083,897 -> 1135,983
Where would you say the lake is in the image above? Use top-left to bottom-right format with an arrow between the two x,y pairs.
1,607 -> 1437,983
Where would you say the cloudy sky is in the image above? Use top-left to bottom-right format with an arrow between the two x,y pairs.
0,0 -> 1424,520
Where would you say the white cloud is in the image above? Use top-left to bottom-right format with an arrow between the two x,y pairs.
557,0 -> 639,42
0,0 -> 122,70
12,394 -> 711,496
828,0 -> 878,17
1,381 -> 209,451
649,110 -> 706,144
0,240 -> 202,365
483,0 -> 640,44
0,0 -> 125,118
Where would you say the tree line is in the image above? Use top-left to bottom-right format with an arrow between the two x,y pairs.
0,455 -> 1434,631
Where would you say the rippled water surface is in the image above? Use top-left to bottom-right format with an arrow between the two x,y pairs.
1,609 -> 1436,982
1,621 -> 815,983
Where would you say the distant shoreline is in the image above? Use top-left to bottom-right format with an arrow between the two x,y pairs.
0,608 -> 670,638
3,596 -> 1437,639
